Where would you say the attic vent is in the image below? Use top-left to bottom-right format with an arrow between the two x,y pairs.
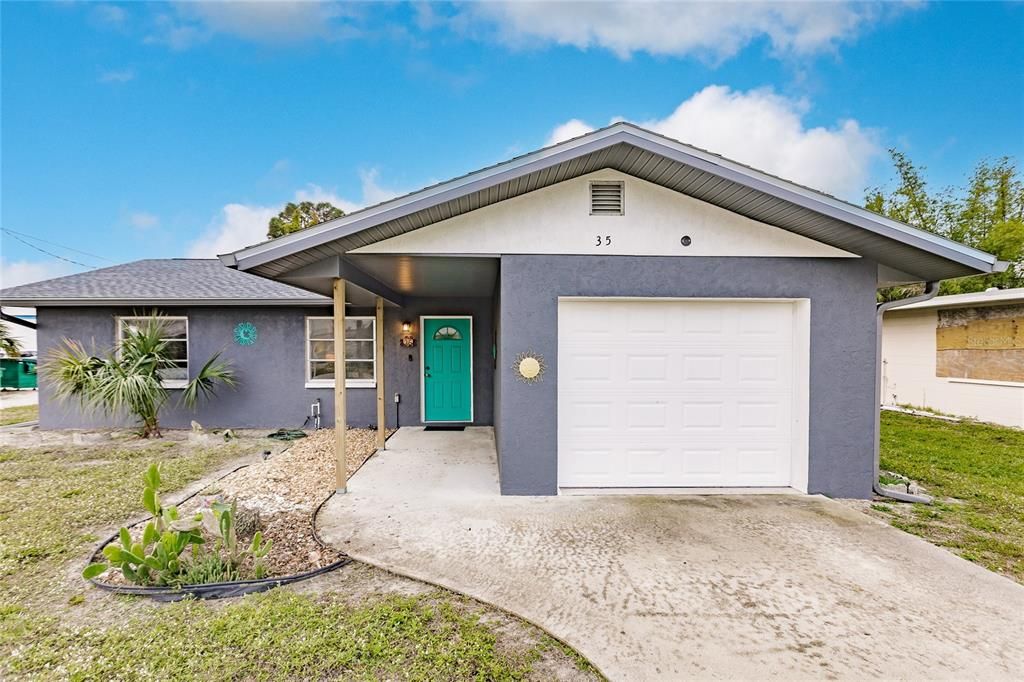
590,181 -> 624,215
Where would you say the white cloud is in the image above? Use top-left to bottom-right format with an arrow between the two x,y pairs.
545,119 -> 596,147
185,170 -> 403,258
92,4 -> 127,26
129,212 -> 159,229
146,1 -> 360,49
98,68 -> 135,84
185,203 -> 280,259
545,85 -> 879,199
0,259 -> 77,289
462,1 -> 904,61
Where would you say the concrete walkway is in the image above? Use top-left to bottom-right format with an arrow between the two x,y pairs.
318,427 -> 1024,681
0,389 -> 38,409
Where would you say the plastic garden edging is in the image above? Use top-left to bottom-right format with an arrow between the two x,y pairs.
86,457 -> 350,602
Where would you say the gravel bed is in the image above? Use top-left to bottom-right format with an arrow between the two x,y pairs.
195,427 -> 394,575
100,427 -> 392,583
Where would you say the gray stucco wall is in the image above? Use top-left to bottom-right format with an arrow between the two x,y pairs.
496,255 -> 879,499
36,298 -> 493,431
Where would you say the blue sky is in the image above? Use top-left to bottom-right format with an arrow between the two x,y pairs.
2,1 -> 1022,287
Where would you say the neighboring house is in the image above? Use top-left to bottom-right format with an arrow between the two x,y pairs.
882,288 -> 1024,428
1,307 -> 36,356
0,123 -> 1004,498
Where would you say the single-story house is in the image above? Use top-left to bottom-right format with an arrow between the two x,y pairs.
1,123 -> 1005,497
882,287 -> 1023,428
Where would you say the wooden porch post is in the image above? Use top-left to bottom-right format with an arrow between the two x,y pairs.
375,296 -> 386,451
333,278 -> 347,494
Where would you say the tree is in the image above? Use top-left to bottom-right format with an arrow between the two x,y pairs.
0,322 -> 22,357
267,201 -> 344,239
44,315 -> 237,438
867,151 -> 1024,299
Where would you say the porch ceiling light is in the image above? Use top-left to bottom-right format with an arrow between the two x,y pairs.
400,321 -> 416,348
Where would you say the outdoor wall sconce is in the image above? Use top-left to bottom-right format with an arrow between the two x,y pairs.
400,321 -> 417,348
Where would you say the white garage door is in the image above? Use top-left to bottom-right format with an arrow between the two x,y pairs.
557,298 -> 808,490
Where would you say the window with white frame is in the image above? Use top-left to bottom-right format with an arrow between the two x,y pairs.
306,316 -> 376,388
117,316 -> 189,388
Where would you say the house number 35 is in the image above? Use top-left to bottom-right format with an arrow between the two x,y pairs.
595,235 -> 612,246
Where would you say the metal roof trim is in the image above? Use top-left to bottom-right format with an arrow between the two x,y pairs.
223,122 -> 1000,276
0,298 -> 330,308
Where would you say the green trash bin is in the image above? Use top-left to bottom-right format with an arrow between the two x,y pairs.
0,358 -> 37,390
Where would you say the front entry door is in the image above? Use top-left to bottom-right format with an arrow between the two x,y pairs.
422,317 -> 473,422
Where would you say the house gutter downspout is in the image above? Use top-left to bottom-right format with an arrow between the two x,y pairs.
874,281 -> 940,503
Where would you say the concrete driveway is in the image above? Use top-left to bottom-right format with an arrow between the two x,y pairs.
318,427 -> 1024,681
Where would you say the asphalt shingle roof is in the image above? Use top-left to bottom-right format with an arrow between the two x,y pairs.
0,259 -> 328,305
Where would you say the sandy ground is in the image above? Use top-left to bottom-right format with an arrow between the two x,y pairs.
0,388 -> 38,408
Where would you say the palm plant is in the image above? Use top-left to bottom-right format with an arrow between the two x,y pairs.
45,315 -> 236,437
0,321 -> 23,357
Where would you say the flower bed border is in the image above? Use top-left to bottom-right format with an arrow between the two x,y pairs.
86,456 -> 350,602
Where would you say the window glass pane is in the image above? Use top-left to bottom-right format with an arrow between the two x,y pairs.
120,319 -> 144,336
163,366 -> 188,381
433,325 -> 462,340
308,319 -> 333,339
345,318 -> 374,340
310,362 -> 335,380
163,319 -> 187,340
345,340 -> 373,360
164,340 -> 188,361
346,361 -> 374,380
309,340 -> 335,361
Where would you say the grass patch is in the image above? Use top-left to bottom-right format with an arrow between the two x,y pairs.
0,403 -> 38,426
879,411 -> 1024,582
0,437 -> 599,680
2,590 -> 564,681
0,439 -> 247,596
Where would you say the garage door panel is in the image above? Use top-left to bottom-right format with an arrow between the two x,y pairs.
558,299 -> 804,489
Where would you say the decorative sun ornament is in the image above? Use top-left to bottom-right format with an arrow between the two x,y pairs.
514,351 -> 546,383
233,322 -> 258,346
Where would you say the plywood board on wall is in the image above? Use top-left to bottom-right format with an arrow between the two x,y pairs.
936,304 -> 1024,382
937,348 -> 1024,382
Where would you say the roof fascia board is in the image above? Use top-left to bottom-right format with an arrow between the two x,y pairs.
279,255 -> 407,307
0,298 -> 330,307
224,123 -> 999,275
225,128 -> 630,271
618,128 -> 998,272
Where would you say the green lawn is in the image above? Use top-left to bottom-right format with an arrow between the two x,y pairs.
0,437 -> 597,681
0,403 -> 37,426
877,411 -> 1024,583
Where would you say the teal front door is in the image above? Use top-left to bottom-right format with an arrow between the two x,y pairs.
422,317 -> 473,422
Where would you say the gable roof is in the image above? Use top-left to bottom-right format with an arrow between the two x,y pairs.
0,259 -> 329,307
221,122 -> 1004,283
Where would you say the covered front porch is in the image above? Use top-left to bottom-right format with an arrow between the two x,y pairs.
238,253 -> 499,493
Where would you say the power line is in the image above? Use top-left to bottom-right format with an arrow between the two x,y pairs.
1,227 -> 115,263
2,231 -> 97,268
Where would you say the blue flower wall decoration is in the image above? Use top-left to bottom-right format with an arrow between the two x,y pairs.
234,322 -> 258,346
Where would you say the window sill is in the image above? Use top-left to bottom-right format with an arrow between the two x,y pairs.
947,377 -> 1024,388
162,380 -> 188,390
305,381 -> 377,389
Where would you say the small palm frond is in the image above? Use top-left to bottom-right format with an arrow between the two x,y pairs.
43,339 -> 104,402
182,352 -> 237,409
0,322 -> 22,357
95,361 -> 167,419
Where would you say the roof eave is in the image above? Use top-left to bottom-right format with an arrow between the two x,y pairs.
223,123 -> 1002,278
0,298 -> 330,307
